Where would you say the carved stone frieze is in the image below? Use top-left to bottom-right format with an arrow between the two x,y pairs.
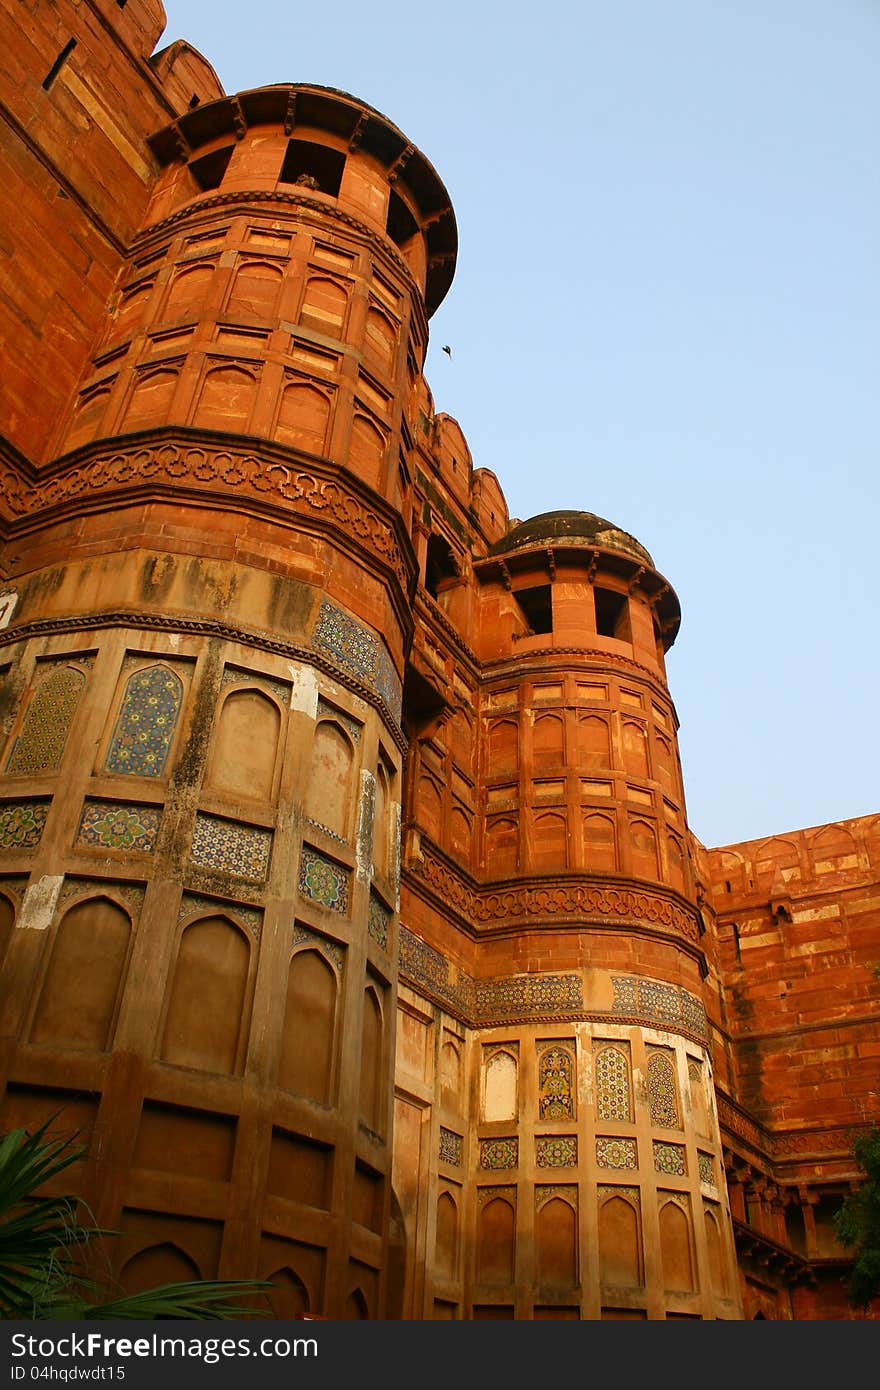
412,841 -> 700,943
0,437 -> 410,593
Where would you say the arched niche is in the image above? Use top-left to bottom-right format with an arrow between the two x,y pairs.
7,664 -> 86,774
300,276 -> 347,337
584,812 -> 616,872
364,305 -> 397,371
810,823 -> 857,871
533,713 -> 563,769
476,1197 -> 515,1284
66,386 -> 113,449
536,1196 -> 577,1287
598,1194 -> 642,1287
485,817 -> 517,875
687,1059 -> 710,1136
577,714 -> 610,769
194,364 -> 257,432
449,806 -> 471,861
275,380 -> 330,454
226,260 -> 283,320
704,1208 -> 728,1297
622,721 -> 649,778
439,1040 -> 461,1108
532,812 -> 566,870
110,281 -> 153,341
436,1192 -> 458,1280
349,413 -> 386,488
265,1266 -> 309,1319
483,1050 -> 517,1122
120,1242 -> 199,1294
630,819 -> 659,880
754,837 -> 799,888
106,664 -> 183,779
278,946 -> 338,1103
30,896 -> 131,1051
165,261 -> 215,318
655,733 -> 676,793
418,773 -> 442,840
124,368 -> 178,429
358,986 -> 383,1131
667,833 -> 686,892
488,719 -> 518,775
160,915 -> 251,1075
346,1287 -> 369,1319
206,687 -> 281,803
373,762 -> 391,878
659,1199 -> 694,1292
305,720 -> 354,841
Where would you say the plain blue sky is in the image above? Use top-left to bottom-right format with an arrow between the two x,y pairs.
160,1 -> 879,849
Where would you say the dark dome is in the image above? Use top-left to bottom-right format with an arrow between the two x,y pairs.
492,511 -> 653,566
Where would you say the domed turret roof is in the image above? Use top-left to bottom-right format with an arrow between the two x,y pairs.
491,510 -> 653,566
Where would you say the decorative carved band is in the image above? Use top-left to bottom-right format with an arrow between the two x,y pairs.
0,436 -> 411,594
718,1092 -> 872,1162
398,924 -> 709,1040
412,841 -> 700,943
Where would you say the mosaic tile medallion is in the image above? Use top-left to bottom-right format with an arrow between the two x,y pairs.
653,1141 -> 686,1176
439,1127 -> 463,1167
596,1136 -> 638,1170
298,845 -> 350,914
536,1135 -> 577,1169
0,802 -> 49,851
698,1152 -> 716,1187
77,801 -> 161,853
191,814 -> 272,880
479,1138 -> 519,1171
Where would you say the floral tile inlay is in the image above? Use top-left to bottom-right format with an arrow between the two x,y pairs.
596,1136 -> 638,1170
653,1141 -> 686,1176
77,801 -> 161,853
0,801 -> 49,850
299,845 -> 350,914
479,1137 -> 518,1170
536,1135 -> 577,1168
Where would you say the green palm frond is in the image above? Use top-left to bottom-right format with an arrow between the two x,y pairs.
0,1118 -> 272,1320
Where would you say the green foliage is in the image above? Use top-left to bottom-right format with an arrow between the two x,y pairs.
0,1119 -> 272,1319
833,1127 -> 880,1310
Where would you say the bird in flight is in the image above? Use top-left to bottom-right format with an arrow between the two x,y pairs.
442,345 -> 452,357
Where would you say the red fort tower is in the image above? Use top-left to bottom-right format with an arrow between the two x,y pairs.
0,0 -> 877,1320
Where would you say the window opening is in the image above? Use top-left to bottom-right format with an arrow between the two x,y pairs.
513,585 -> 552,635
279,140 -> 345,197
594,587 -> 630,640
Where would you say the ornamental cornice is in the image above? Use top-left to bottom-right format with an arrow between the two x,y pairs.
409,840 -> 702,947
131,190 -> 429,341
0,432 -> 414,598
